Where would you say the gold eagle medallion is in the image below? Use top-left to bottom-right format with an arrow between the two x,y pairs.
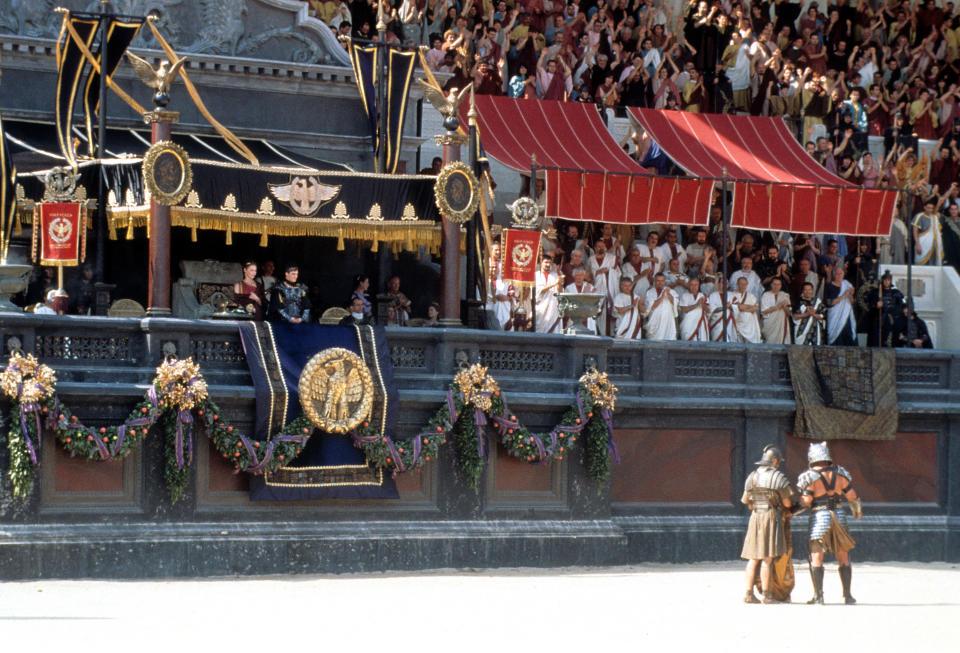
298,348 -> 374,434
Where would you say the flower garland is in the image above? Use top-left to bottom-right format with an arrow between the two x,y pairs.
1,355 -> 619,501
1,353 -> 57,498
0,353 -> 310,502
354,364 -> 619,491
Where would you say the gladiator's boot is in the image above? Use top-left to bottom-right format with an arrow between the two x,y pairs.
839,565 -> 856,604
744,589 -> 760,604
807,566 -> 824,604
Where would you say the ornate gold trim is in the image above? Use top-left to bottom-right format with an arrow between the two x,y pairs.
434,132 -> 468,146
263,464 -> 383,488
184,189 -> 202,208
332,201 -> 350,220
142,140 -> 192,206
366,203 -> 383,221
256,197 -> 276,216
142,109 -> 180,125
106,207 -> 442,249
220,193 -> 239,212
434,161 -> 480,225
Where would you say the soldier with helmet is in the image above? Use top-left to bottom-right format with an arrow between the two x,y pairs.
741,445 -> 795,604
798,441 -> 863,605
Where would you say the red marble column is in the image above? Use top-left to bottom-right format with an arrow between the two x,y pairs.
144,110 -> 178,316
439,135 -> 465,326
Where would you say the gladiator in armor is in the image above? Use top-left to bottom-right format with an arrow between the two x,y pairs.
797,441 -> 863,604
269,264 -> 311,323
741,445 -> 796,603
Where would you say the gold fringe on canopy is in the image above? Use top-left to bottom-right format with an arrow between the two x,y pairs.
108,206 -> 442,251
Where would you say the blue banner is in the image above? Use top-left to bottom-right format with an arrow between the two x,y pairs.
239,322 -> 399,500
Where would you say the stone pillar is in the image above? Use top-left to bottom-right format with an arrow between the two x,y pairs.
437,132 -> 467,326
144,110 -> 179,316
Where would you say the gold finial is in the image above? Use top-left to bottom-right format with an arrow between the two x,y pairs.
376,2 -> 387,33
417,79 -> 472,131
125,51 -> 187,108
467,84 -> 477,126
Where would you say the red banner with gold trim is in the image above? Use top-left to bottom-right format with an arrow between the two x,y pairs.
33,202 -> 86,266
501,228 -> 540,288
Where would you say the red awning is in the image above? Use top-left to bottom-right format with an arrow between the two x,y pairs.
628,108 -> 898,236
470,95 -> 641,173
468,96 -> 710,225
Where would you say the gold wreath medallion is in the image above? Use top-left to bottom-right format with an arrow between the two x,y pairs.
142,140 -> 192,206
298,348 -> 374,434
509,196 -> 541,229
433,161 -> 480,224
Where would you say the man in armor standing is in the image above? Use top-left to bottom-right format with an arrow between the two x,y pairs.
866,271 -> 904,346
269,264 -> 311,323
741,445 -> 795,604
798,441 -> 863,604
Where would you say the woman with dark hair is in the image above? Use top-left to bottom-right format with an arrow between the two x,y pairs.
351,274 -> 372,317
424,301 -> 441,327
233,260 -> 266,320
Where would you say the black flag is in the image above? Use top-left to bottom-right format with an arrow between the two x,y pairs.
0,110 -> 17,262
348,41 -> 416,174
82,19 -> 143,156
56,16 -> 99,166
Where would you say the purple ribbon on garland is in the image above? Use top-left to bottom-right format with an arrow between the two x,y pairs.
174,409 -> 194,469
18,402 -> 42,465
473,408 -> 488,459
112,386 -> 160,458
446,389 -> 459,422
385,436 -> 405,473
600,406 -> 620,464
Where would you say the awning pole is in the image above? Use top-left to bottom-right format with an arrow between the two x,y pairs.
376,5 -> 387,174
466,96 -> 478,325
721,167 -> 729,343
530,154 -> 537,334
95,0 -> 111,283
907,197 -> 915,341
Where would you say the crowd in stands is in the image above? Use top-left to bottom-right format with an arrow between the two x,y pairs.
307,0 -> 960,199
309,0 -> 958,347
487,216 -> 934,347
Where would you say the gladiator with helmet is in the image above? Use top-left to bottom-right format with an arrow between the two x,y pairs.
741,445 -> 796,604
797,441 -> 863,605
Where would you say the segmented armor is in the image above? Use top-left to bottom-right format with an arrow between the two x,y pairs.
270,281 -> 311,322
746,466 -> 791,511
798,465 -> 853,542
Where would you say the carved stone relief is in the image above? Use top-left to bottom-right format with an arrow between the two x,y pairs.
0,0 -> 348,65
